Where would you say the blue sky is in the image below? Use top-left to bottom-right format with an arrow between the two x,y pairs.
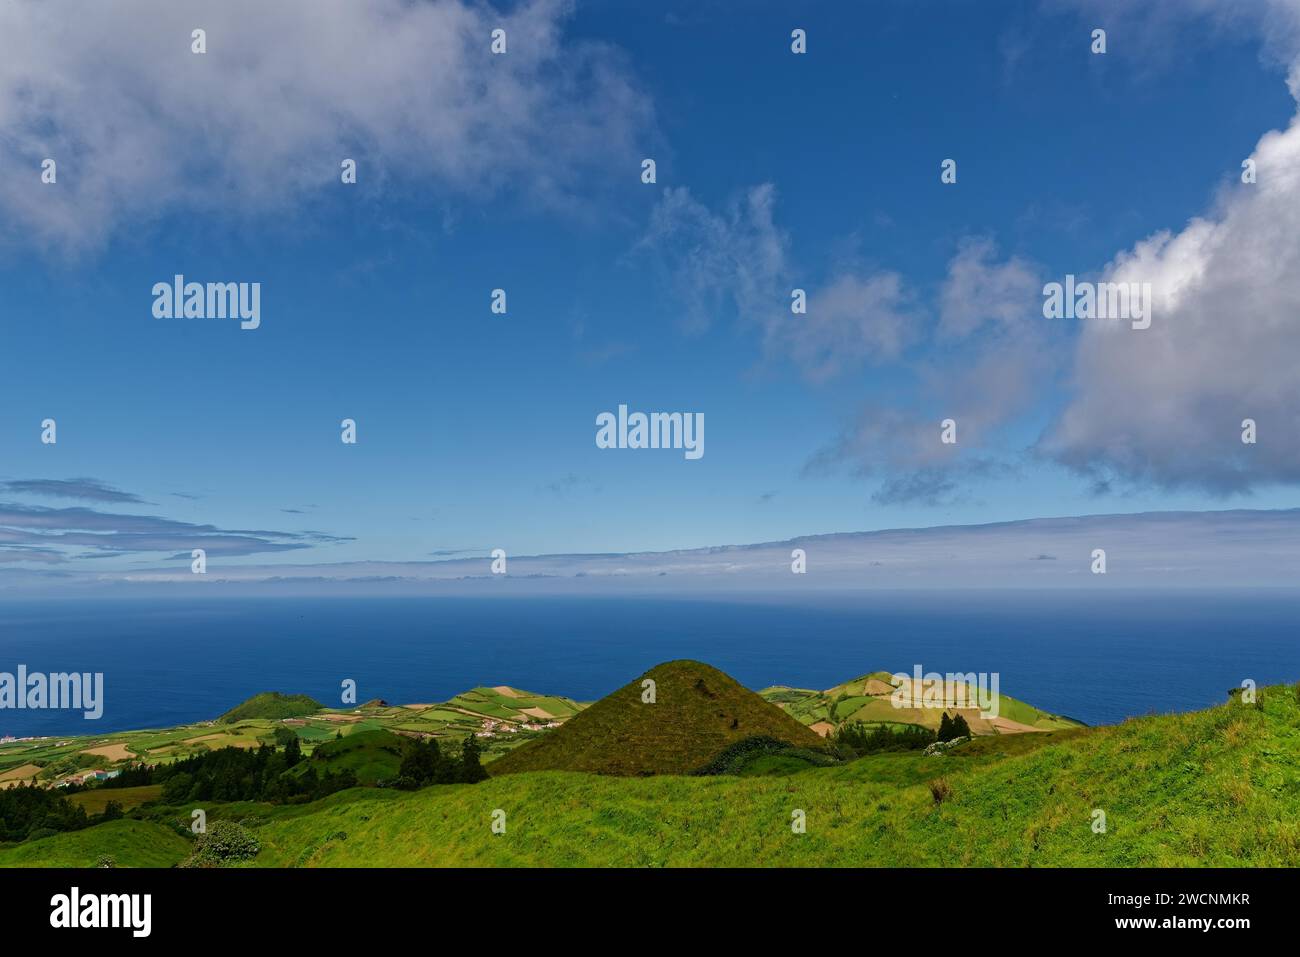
1,0 -> 1299,589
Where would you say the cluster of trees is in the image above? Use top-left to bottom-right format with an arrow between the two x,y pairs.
103,731 -> 357,805
832,712 -> 972,757
392,733 -> 488,789
937,711 -> 972,742
156,738 -> 357,805
0,782 -> 122,843
833,721 -> 936,756
102,726 -> 489,801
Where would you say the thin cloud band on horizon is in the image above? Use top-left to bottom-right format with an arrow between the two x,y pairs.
0,507 -> 1295,596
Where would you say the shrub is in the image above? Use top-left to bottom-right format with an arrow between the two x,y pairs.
182,820 -> 261,867
694,736 -> 835,775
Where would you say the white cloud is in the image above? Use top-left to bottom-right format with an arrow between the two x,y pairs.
787,273 -> 914,382
1044,9 -> 1300,493
938,238 -> 1040,340
638,183 -> 915,380
0,0 -> 650,252
803,241 -> 1050,502
639,184 -> 788,335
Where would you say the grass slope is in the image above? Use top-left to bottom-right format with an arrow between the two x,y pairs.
0,820 -> 190,868
240,684 -> 1300,866
490,660 -> 827,777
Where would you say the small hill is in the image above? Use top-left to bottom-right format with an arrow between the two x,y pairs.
489,660 -> 826,776
291,728 -> 404,785
218,691 -> 323,724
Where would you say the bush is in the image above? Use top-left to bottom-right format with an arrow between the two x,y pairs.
182,820 -> 261,867
694,736 -> 836,775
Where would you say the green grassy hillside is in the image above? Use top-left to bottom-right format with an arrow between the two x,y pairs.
489,660 -> 827,776
0,819 -> 190,868
219,692 -> 324,724
238,683 -> 1300,867
290,729 -> 404,785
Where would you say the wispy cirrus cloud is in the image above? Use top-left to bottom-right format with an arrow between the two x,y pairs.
639,183 -> 1054,506
0,477 -> 145,504
0,501 -> 352,563
637,183 -> 916,380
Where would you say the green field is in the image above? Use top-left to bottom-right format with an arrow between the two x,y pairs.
68,785 -> 164,814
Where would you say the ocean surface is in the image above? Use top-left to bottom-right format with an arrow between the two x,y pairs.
1,591 -> 1298,737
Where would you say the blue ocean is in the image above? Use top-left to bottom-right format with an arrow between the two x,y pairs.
2,591 -> 1298,737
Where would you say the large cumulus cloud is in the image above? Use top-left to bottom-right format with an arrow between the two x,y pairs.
0,0 -> 650,251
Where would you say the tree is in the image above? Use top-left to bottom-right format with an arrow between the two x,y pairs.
459,734 -> 488,783
161,771 -> 194,805
937,712 -> 956,742
398,737 -> 445,787
951,713 -> 971,739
